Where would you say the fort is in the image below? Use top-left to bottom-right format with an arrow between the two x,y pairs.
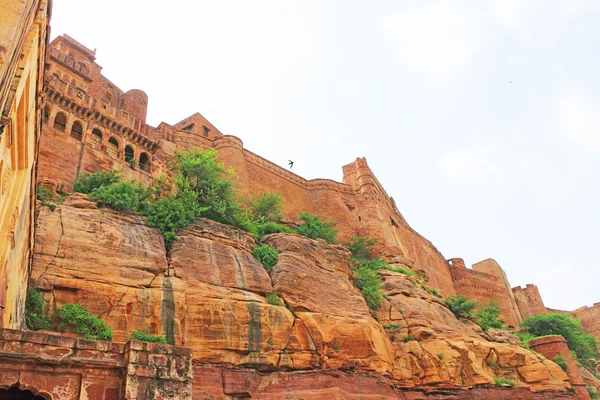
0,1 -> 598,398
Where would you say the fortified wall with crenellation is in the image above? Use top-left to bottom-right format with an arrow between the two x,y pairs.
37,34 -> 599,343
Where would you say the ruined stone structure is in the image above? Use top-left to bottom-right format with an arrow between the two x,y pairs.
572,303 -> 600,344
0,0 -> 50,330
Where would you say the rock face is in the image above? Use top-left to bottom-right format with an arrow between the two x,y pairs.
30,198 -> 576,398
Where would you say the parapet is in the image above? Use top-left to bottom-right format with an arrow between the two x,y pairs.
121,89 -> 148,123
214,135 -> 244,151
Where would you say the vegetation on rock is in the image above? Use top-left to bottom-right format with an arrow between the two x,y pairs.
494,377 -> 516,387
56,303 -> 112,341
130,329 -> 167,344
266,293 -> 283,306
89,180 -> 152,212
36,186 -> 66,211
520,313 -> 598,363
475,303 -> 504,330
553,355 -> 569,371
245,192 -> 283,223
445,296 -> 477,319
295,212 -> 339,244
252,244 -> 279,272
25,288 -> 50,331
73,170 -> 121,194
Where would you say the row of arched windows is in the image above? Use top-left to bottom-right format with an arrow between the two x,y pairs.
45,107 -> 150,172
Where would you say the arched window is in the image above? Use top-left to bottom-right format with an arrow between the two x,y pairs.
124,145 -> 135,166
70,121 -> 83,140
43,105 -> 50,121
53,112 -> 67,131
0,386 -> 47,399
139,152 -> 150,172
107,137 -> 119,158
90,128 -> 103,149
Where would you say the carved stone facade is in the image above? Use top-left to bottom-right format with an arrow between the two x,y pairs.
0,0 -> 50,330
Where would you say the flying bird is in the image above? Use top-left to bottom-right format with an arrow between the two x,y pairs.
288,160 -> 294,169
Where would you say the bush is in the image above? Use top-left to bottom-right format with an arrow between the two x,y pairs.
589,386 -> 599,400
89,180 -> 152,212
515,331 -> 537,349
353,264 -> 383,309
403,334 -> 415,343
266,293 -> 283,306
246,192 -> 283,223
130,329 -> 167,344
255,221 -> 292,239
73,170 -> 121,194
36,186 -> 66,211
487,360 -> 497,367
494,377 -> 516,388
294,212 -> 338,244
437,353 -> 444,360
554,355 -> 569,371
25,288 -> 50,331
145,191 -> 206,249
345,236 -> 377,261
521,313 -> 598,362
445,296 -> 477,319
332,341 -> 341,351
475,304 -> 504,330
56,304 -> 112,341
253,244 -> 279,272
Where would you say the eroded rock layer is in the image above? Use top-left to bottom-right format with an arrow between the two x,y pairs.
30,198 -> 575,398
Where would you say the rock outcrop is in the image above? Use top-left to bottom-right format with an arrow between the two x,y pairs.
30,197 -> 577,398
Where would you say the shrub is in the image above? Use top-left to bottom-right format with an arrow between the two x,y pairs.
36,186 -> 66,211
294,212 -> 338,244
255,221 -> 292,239
494,377 -> 516,387
25,288 -> 50,331
445,296 -> 477,319
383,324 -> 401,330
253,244 -> 279,272
554,355 -> 569,371
487,360 -> 497,367
247,192 -> 283,223
266,293 -> 283,306
353,264 -> 383,310
89,180 -> 152,212
345,236 -> 377,261
73,170 -> 121,194
475,304 -> 504,330
589,386 -> 599,400
431,289 -> 441,298
515,331 -> 536,349
145,191 -> 206,249
332,341 -> 341,351
130,329 -> 167,344
56,304 -> 112,341
403,334 -> 415,343
521,313 -> 598,362
437,353 -> 444,360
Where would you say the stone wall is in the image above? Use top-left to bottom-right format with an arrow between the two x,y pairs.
0,328 -> 193,399
0,0 -> 49,329
448,258 -> 522,327
572,303 -> 600,343
530,335 -> 591,400
513,284 -> 548,320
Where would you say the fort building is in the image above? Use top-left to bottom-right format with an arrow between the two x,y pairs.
0,0 -> 50,330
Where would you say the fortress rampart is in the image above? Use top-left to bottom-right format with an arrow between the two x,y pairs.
512,284 -> 547,320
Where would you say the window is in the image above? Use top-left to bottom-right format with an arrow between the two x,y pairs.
139,152 -> 150,172
203,125 -> 210,136
183,123 -> 194,132
124,145 -> 135,165
70,121 -> 83,140
107,137 -> 119,158
43,105 -> 50,121
53,112 -> 67,131
90,128 -> 103,149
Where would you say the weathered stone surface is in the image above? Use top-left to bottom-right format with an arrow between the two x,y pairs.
30,202 -> 576,397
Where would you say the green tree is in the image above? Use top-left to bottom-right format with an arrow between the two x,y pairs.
25,288 -> 50,331
247,192 -> 283,223
89,180 -> 152,212
253,244 -> 279,272
294,212 -> 338,244
521,313 -> 598,361
73,170 -> 121,194
345,236 -> 377,261
475,303 -> 504,330
56,304 -> 112,341
445,296 -> 477,319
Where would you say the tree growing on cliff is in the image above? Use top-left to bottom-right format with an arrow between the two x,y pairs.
445,296 -> 477,320
246,192 -> 284,223
295,212 -> 338,244
474,303 -> 504,330
72,170 -> 121,194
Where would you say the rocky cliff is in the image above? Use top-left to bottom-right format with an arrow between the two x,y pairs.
28,196 -> 579,398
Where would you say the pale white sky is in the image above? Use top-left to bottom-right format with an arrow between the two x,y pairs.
50,0 -> 600,311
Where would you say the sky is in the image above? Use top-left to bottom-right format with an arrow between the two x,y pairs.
50,0 -> 600,311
